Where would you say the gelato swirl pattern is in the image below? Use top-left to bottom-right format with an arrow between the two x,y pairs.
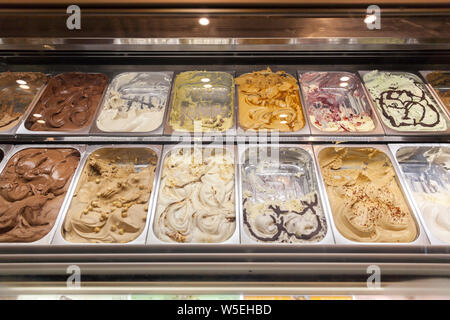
0,148 -> 80,242
154,147 -> 236,243
62,148 -> 156,243
26,72 -> 108,131
243,192 -> 325,243
318,147 -> 418,243
236,68 -> 305,132
363,71 -> 447,132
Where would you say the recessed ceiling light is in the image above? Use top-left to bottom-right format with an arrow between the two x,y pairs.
16,80 -> 27,85
19,84 -> 30,90
199,17 -> 210,26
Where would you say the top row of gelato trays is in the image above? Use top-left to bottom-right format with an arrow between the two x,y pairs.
0,69 -> 449,137
0,143 -> 448,246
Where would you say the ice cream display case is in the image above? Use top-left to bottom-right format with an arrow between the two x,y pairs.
0,1 -> 449,300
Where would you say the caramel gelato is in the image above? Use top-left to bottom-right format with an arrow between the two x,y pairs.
25,72 -> 108,132
169,71 -> 234,132
426,71 -> 450,113
154,147 -> 235,243
318,147 -> 418,243
0,72 -> 47,132
62,148 -> 157,243
0,148 -> 80,242
236,68 -> 305,132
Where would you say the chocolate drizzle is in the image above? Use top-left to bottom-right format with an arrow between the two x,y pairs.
376,80 -> 442,129
243,193 -> 324,243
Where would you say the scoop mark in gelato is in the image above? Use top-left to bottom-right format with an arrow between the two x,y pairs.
319,147 -> 418,243
26,72 -> 108,131
236,68 -> 305,132
0,148 -> 80,242
154,147 -> 236,243
62,148 -> 156,243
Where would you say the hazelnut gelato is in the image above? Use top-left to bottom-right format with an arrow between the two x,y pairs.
236,68 -> 305,132
0,148 -> 80,242
154,147 -> 236,243
62,148 -> 157,243
425,71 -> 450,113
318,147 -> 418,243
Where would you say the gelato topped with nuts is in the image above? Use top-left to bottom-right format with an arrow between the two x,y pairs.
62,147 -> 157,243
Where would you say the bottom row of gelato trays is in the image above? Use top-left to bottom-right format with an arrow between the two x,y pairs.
0,143 -> 448,245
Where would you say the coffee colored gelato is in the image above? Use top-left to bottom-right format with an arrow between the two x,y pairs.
0,72 -> 47,132
26,72 -> 108,131
62,148 -> 157,243
318,147 -> 418,243
0,148 -> 80,242
236,68 -> 305,132
154,147 -> 235,243
363,71 -> 448,132
425,71 -> 450,113
169,71 -> 234,132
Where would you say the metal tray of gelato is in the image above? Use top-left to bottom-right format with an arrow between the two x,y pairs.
389,143 -> 450,245
52,144 -> 161,245
419,70 -> 450,119
16,72 -> 109,136
297,71 -> 385,136
238,144 -> 334,245
147,144 -> 240,245
91,72 -> 173,136
0,71 -> 48,136
163,71 -> 236,136
313,144 -> 429,245
359,70 -> 450,136
0,144 -> 85,245
235,67 -> 310,136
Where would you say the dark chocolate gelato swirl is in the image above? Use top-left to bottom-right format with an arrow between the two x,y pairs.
243,193 -> 326,243
26,72 -> 108,131
0,148 -> 80,242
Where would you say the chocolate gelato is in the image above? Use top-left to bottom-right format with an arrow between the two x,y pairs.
25,72 -> 108,131
0,148 -> 80,242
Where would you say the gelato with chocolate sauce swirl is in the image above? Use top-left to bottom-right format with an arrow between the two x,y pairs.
26,72 -> 108,131
363,71 -> 448,132
0,148 -> 80,242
